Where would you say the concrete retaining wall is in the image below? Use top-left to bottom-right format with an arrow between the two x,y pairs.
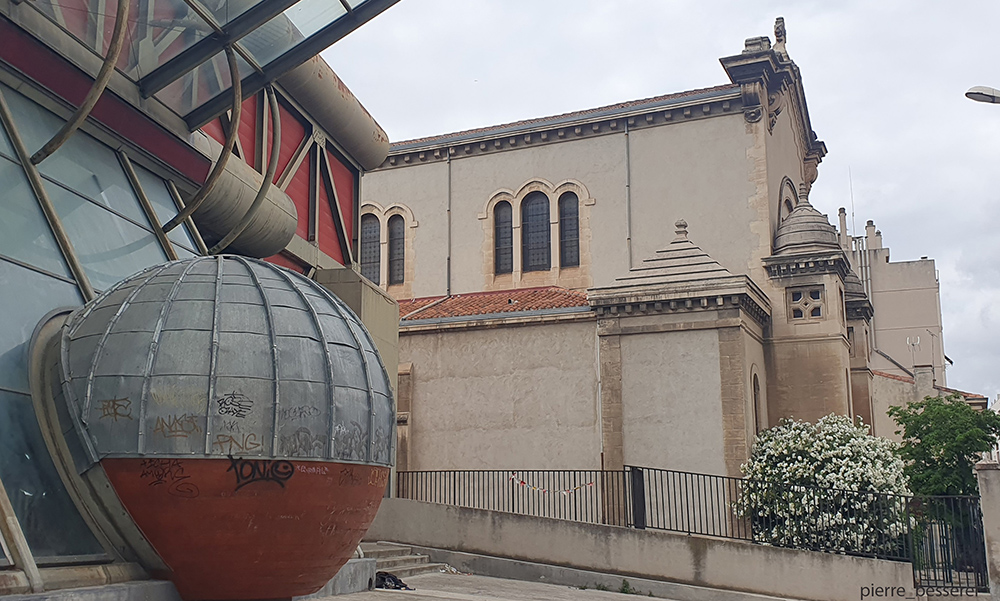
366,498 -> 912,601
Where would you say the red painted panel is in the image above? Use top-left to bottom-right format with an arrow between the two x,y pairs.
237,93 -> 257,169
317,175 -> 345,265
286,153 -> 312,240
264,253 -> 307,274
201,119 -> 226,146
271,102 -> 307,185
103,458 -> 388,601
0,18 -> 211,183
326,150 -> 356,243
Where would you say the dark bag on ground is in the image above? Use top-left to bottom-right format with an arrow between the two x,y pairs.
375,571 -> 413,590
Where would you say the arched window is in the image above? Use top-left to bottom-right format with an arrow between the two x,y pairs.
494,201 -> 513,274
558,192 -> 579,268
752,373 -> 762,432
360,214 -> 380,285
388,215 -> 405,285
521,192 -> 550,272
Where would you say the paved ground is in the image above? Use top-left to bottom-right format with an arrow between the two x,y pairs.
328,571 -> 659,601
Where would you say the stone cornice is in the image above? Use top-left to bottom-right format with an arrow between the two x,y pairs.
846,299 -> 874,322
375,90 -> 742,170
719,32 -> 827,189
762,251 -> 851,281
587,275 -> 771,329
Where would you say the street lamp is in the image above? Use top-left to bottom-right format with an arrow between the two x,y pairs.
966,86 -> 1000,103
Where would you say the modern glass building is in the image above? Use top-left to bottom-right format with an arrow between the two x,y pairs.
0,1 -> 401,598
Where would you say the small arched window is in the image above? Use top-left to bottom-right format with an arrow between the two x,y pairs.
752,373 -> 762,432
360,214 -> 380,285
388,215 -> 405,285
494,201 -> 513,274
521,192 -> 550,272
558,192 -> 579,268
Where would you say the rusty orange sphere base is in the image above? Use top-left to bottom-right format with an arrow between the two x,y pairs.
102,457 -> 388,600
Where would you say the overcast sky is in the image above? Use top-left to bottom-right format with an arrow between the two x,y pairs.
323,0 -> 1000,402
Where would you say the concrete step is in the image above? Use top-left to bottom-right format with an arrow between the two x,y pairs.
376,554 -> 428,570
360,542 -> 412,559
387,562 -> 449,579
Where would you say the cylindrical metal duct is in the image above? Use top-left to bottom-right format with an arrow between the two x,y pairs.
278,57 -> 390,171
187,134 -> 298,258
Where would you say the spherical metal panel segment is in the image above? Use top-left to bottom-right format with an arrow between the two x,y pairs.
58,256 -> 394,467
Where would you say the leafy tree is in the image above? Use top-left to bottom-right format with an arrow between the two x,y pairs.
888,394 -> 1000,496
738,414 -> 910,554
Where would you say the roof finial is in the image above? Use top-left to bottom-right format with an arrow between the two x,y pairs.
674,219 -> 689,241
773,17 -> 788,59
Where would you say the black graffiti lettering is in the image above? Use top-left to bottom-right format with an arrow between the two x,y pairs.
139,458 -> 199,498
216,391 -> 253,418
100,398 -> 133,421
279,427 -> 324,457
278,405 -> 321,420
227,455 -> 295,491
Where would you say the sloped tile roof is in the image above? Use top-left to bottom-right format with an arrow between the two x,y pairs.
398,287 -> 589,321
872,370 -> 987,400
390,84 -> 740,151
872,370 -> 915,384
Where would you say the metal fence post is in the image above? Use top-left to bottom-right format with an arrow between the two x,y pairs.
629,466 -> 646,530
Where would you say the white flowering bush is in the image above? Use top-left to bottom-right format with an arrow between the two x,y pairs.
737,414 -> 912,556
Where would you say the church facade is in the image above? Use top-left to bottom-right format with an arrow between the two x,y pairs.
360,20 -> 980,476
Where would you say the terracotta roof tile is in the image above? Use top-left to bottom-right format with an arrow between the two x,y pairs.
398,287 -> 589,321
390,84 -> 740,150
872,370 -> 987,400
872,370 -> 915,384
934,384 -> 988,400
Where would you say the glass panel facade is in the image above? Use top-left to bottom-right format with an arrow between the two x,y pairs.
240,0 -> 348,67
46,182 -> 168,291
155,50 -> 255,117
494,202 -> 512,274
0,156 -> 73,278
0,389 -> 104,560
0,115 -> 12,156
0,259 -> 100,560
521,193 -> 550,272
360,214 -> 380,285
2,84 -> 148,224
0,260 -> 81,393
28,0 -> 211,81
133,163 -> 199,254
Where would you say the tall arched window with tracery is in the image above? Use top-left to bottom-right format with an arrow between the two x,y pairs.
388,214 -> 405,285
360,214 -> 380,285
559,192 -> 579,268
494,201 -> 513,274
521,192 -> 550,272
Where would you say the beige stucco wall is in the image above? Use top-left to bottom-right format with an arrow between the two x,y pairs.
870,374 -> 913,442
360,161 -> 449,299
367,498 -> 913,601
363,108 -> 785,301
620,328 -> 724,475
865,253 -> 947,384
628,113 -> 761,278
399,317 -> 601,470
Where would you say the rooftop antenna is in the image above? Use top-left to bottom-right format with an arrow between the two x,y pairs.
848,166 -> 857,240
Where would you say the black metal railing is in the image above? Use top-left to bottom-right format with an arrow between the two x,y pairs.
396,466 -> 989,592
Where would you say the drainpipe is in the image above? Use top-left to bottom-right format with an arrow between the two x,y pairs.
446,153 -> 452,296
624,121 -> 633,269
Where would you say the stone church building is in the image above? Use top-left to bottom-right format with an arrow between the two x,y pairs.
359,20 -> 984,476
